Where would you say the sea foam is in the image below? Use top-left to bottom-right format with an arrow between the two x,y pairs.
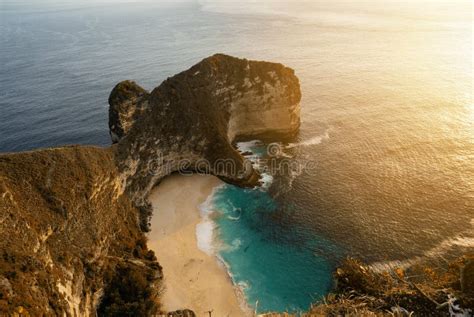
195,220 -> 215,255
196,184 -> 224,255
285,130 -> 330,149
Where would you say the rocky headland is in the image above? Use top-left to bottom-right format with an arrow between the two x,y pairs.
109,54 -> 300,230
0,54 -> 471,317
0,54 -> 301,316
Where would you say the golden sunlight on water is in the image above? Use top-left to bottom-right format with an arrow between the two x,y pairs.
0,0 -> 473,313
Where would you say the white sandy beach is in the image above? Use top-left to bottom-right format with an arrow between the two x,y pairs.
147,174 -> 250,317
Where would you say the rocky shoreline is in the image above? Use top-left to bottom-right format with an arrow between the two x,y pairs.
109,54 -> 301,231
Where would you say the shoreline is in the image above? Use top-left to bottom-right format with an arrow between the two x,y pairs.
147,174 -> 251,316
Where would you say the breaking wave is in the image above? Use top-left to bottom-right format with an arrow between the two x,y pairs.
370,219 -> 474,273
285,130 -> 330,149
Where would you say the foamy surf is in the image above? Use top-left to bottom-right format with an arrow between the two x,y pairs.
197,185 -> 255,314
286,130 -> 330,149
227,207 -> 242,221
236,140 -> 262,154
259,172 -> 274,190
215,252 -> 254,315
236,132 -> 331,193
196,184 -> 224,255
369,221 -> 474,273
195,220 -> 215,255
236,139 -> 276,190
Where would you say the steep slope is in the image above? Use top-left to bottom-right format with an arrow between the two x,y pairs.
0,146 -> 161,316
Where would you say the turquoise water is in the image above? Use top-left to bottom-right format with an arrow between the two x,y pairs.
208,143 -> 338,313
213,184 -> 335,313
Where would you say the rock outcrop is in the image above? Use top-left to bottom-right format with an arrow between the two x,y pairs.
461,256 -> 474,297
0,54 -> 301,316
110,54 -> 301,227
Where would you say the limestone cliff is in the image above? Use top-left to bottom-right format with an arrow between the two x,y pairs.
110,54 -> 301,228
0,54 -> 301,316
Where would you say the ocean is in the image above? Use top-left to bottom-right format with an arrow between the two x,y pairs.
1,0 -> 472,313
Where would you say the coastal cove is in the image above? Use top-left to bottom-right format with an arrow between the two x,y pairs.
145,137 -> 338,314
0,0 -> 473,316
147,166 -> 336,314
0,53 -> 305,316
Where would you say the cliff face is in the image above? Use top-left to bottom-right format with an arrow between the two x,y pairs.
0,146 -> 161,316
110,54 -> 301,225
0,54 -> 301,316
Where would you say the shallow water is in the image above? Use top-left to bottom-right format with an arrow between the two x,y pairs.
1,0 -> 473,313
209,173 -> 336,312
